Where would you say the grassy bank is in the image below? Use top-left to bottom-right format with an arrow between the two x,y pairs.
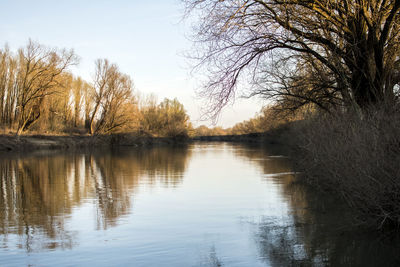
279,108 -> 400,229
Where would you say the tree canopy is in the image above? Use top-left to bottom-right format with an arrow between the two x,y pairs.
184,0 -> 400,116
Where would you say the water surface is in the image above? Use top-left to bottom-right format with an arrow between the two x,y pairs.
0,143 -> 399,266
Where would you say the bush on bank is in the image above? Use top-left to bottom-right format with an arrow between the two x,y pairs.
289,107 -> 400,229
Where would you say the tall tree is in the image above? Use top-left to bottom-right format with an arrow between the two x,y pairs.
89,59 -> 136,135
15,40 -> 78,134
184,0 -> 400,116
0,46 -> 18,127
72,77 -> 89,128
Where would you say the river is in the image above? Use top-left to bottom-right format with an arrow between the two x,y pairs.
0,142 -> 399,266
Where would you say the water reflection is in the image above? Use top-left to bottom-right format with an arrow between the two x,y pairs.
256,178 -> 400,267
232,143 -> 292,175
236,143 -> 400,267
198,245 -> 223,267
0,146 -> 190,252
0,142 -> 399,266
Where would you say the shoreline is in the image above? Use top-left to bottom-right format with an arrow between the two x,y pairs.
0,134 -> 191,152
0,132 -> 282,152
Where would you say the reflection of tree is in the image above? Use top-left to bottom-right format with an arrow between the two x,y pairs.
89,145 -> 190,229
232,143 -> 292,175
257,180 -> 400,266
0,145 -> 190,252
0,154 -> 78,252
130,145 -> 190,187
198,245 -> 223,267
235,143 -> 400,266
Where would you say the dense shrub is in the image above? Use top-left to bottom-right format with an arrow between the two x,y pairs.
292,108 -> 400,228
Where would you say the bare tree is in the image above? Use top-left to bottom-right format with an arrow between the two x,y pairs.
15,40 -> 78,134
72,77 -> 89,127
0,42 -> 143,135
251,54 -> 343,113
0,46 -> 18,127
89,59 -> 135,135
184,0 -> 400,117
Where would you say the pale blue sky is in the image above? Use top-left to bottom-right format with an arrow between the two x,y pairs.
0,0 -> 262,127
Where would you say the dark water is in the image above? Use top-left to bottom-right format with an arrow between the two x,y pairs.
0,143 -> 399,266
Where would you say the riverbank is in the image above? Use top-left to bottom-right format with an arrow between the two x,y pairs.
0,132 -> 278,152
192,126 -> 293,145
192,132 -> 263,142
0,134 -> 189,151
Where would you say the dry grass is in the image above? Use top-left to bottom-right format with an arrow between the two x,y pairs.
291,107 -> 400,229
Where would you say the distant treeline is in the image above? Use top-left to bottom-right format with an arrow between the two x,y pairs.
0,40 -> 191,136
194,105 -> 303,136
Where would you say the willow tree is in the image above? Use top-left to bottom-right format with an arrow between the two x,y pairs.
184,0 -> 400,116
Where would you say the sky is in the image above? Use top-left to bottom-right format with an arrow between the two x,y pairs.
0,0 -> 264,128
